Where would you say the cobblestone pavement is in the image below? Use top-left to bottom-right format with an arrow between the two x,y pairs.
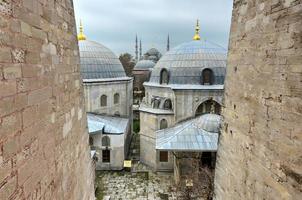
95,170 -> 177,200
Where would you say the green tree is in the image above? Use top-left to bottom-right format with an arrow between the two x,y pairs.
119,53 -> 135,76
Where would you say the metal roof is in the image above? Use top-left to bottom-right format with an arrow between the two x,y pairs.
156,114 -> 221,152
79,40 -> 127,79
133,60 -> 155,70
148,40 -> 227,85
144,82 -> 224,90
87,113 -> 129,134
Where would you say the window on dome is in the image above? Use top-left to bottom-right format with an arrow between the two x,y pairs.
160,69 -> 169,84
202,69 -> 213,85
160,119 -> 168,130
114,93 -> 120,104
100,95 -> 107,107
163,99 -> 172,110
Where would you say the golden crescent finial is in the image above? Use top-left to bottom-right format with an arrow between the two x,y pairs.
193,19 -> 200,41
77,20 -> 86,41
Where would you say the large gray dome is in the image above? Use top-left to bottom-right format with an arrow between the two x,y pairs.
79,40 -> 126,79
148,40 -> 227,85
134,60 -> 155,70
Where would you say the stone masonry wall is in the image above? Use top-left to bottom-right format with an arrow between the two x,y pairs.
214,0 -> 302,199
0,0 -> 94,199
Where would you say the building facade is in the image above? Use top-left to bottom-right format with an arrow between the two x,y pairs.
78,29 -> 133,170
139,23 -> 227,171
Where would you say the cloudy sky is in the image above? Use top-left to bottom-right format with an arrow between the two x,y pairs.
73,0 -> 233,56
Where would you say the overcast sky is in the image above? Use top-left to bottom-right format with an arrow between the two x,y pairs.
73,0 -> 233,56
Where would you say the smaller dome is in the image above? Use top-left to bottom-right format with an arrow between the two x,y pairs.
148,56 -> 158,61
134,60 -> 155,70
194,114 -> 222,133
146,48 -> 160,56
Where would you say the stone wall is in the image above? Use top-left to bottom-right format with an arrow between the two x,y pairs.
83,80 -> 133,117
0,0 -> 94,199
214,0 -> 302,199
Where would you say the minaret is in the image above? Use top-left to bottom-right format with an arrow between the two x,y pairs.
135,35 -> 138,61
139,39 -> 142,60
77,20 -> 86,41
193,19 -> 201,41
167,34 -> 170,51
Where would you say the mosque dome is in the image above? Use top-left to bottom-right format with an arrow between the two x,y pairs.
194,114 -> 222,133
134,60 -> 155,70
79,40 -> 127,79
146,48 -> 160,56
148,39 -> 227,85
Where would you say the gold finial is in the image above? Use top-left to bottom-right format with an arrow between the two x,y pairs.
193,19 -> 200,41
77,20 -> 86,41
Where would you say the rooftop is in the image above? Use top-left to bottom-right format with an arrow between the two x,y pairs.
156,114 -> 221,152
87,113 -> 129,135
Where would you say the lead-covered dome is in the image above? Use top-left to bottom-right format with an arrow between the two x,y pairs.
134,60 -> 155,70
79,40 -> 127,79
148,40 -> 227,85
146,48 -> 160,56
194,113 -> 222,133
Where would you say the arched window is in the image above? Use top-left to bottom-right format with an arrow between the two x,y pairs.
160,119 -> 168,130
100,95 -> 107,107
153,98 -> 160,109
102,136 -> 110,147
160,69 -> 169,84
114,93 -> 119,104
195,100 -> 221,116
163,99 -> 172,110
202,69 -> 213,85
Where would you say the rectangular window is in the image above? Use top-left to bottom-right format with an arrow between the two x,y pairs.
102,150 -> 110,163
159,151 -> 168,162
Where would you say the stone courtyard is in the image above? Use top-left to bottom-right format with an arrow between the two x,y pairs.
95,170 -> 177,200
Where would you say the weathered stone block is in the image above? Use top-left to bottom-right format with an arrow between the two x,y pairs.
0,1 -> 94,199
3,65 -> 22,79
0,175 -> 17,199
20,21 -> 32,36
214,1 -> 302,199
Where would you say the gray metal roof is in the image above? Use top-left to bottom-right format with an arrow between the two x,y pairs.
148,40 -> 227,85
195,114 -> 222,133
144,82 -> 224,90
156,114 -> 221,151
79,40 -> 127,79
87,113 -> 129,134
134,60 -> 155,70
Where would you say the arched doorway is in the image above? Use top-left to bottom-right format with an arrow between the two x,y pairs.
195,100 -> 221,116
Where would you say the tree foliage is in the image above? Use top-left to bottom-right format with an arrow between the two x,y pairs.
119,53 -> 135,76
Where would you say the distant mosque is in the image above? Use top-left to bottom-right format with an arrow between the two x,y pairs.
132,34 -> 170,108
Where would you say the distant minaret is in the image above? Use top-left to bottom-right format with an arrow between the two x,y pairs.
167,34 -> 170,51
139,39 -> 142,60
135,35 -> 138,61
